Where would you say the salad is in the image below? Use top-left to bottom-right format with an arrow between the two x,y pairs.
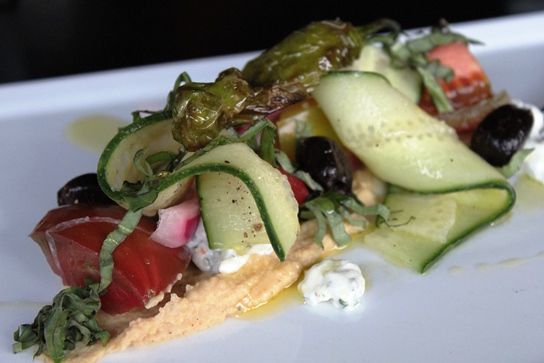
10,17 -> 543,363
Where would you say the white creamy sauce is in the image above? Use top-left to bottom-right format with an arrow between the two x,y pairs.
298,259 -> 365,311
218,244 -> 274,274
185,221 -> 222,272
185,220 -> 274,274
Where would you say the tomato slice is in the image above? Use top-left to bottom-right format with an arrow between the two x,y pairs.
419,42 -> 493,119
30,204 -> 191,314
278,167 -> 310,205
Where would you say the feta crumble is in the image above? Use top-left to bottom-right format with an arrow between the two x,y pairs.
186,221 -> 274,274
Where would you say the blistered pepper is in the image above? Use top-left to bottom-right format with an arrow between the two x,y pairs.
242,20 -> 363,91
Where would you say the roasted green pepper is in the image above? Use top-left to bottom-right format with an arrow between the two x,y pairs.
242,20 -> 363,90
172,68 -> 307,151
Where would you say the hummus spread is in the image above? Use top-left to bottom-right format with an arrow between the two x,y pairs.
40,168 -> 385,363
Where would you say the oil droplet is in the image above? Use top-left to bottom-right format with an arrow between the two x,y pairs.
65,114 -> 128,154
236,283 -> 303,321
473,251 -> 544,272
475,263 -> 492,272
497,257 -> 527,268
448,266 -> 465,276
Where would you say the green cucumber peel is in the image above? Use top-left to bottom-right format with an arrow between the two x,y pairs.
98,116 -> 295,259
375,181 -> 515,273
196,161 -> 294,259
97,115 -> 276,212
313,71 -> 517,272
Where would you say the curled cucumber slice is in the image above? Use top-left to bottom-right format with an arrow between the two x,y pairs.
97,114 -> 299,261
97,115 -> 188,216
313,71 -> 515,272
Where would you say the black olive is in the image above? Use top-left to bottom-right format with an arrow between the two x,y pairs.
57,173 -> 114,206
296,136 -> 352,194
470,104 -> 533,166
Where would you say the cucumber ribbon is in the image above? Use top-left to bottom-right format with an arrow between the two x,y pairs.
313,71 -> 515,272
97,115 -> 299,261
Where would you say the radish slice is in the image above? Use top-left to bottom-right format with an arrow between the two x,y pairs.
151,196 -> 201,248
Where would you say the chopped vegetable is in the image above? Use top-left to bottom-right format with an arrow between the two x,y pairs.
29,204 -> 192,314
371,19 -> 484,113
172,68 -> 307,151
150,193 -> 201,248
278,167 -> 310,205
242,20 -> 363,90
313,71 -> 515,271
195,142 -> 300,258
275,98 -> 343,160
417,41 -> 492,115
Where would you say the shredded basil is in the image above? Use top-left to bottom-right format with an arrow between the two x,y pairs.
366,18 -> 482,114
13,281 -> 109,363
300,191 -> 390,247
98,208 -> 144,290
497,148 -> 534,178
13,146 -> 157,362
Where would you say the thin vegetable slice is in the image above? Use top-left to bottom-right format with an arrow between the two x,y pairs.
347,44 -> 422,103
197,172 -> 269,254
99,128 -> 299,260
313,71 -> 515,272
97,115 -> 190,216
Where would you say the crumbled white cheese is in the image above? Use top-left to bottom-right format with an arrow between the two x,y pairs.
515,100 -> 544,184
218,244 -> 274,274
523,147 -> 544,184
298,259 -> 365,311
186,220 -> 274,274
185,221 -> 222,272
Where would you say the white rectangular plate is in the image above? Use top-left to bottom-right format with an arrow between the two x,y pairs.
1,11 -> 544,363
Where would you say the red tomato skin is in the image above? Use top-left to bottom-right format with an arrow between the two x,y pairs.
419,42 -> 493,117
30,204 -> 191,315
278,167 -> 310,205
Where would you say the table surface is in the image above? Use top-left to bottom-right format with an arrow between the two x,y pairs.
1,0 -> 544,85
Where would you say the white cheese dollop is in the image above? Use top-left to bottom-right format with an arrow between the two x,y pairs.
186,221 -> 274,274
186,221 -> 222,272
218,244 -> 274,274
298,259 -> 366,311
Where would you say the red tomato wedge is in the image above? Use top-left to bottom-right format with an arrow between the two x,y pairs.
278,167 -> 310,205
30,204 -> 191,315
418,42 -> 493,125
